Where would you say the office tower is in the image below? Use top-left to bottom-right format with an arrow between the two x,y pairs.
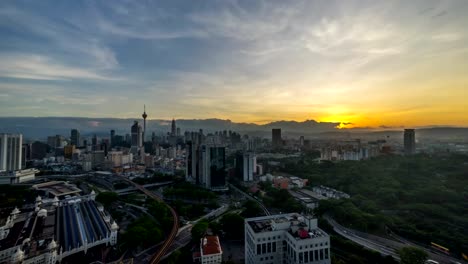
171,119 -> 177,136
31,141 -> 48,160
110,130 -> 115,147
235,152 -> 255,182
71,129 -> 80,147
272,128 -> 282,148
0,134 -> 23,172
201,146 -> 226,189
186,141 -> 199,183
131,121 -> 143,148
22,143 -> 31,168
245,213 -> 331,264
299,136 -> 305,146
404,129 -> 416,155
176,127 -> 181,137
142,105 -> 148,142
92,134 -> 98,148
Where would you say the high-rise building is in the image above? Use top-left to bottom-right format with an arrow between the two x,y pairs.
272,129 -> 282,148
131,121 -> 143,148
0,134 -> 23,172
71,129 -> 80,147
235,152 -> 255,182
245,213 -> 331,264
176,127 -> 181,137
142,105 -> 148,142
186,141 -> 226,190
171,119 -> 177,136
201,146 -> 226,189
110,129 -> 115,147
404,129 -> 416,155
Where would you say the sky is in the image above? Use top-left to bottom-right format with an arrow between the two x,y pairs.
0,0 -> 467,128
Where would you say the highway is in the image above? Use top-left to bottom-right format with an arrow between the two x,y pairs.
325,215 -> 467,264
117,175 -> 179,264
228,183 -> 270,216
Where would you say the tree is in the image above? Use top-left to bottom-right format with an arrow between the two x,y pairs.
220,213 -> 244,240
96,192 -> 118,207
191,220 -> 209,242
398,247 -> 428,264
242,200 -> 263,218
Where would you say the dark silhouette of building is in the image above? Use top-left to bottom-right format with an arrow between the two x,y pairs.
272,128 -> 282,148
142,105 -> 147,142
171,119 -> 177,136
71,129 -> 80,147
404,129 -> 416,155
110,129 -> 115,147
131,121 -> 143,148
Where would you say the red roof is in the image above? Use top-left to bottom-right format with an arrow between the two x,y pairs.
201,236 -> 222,256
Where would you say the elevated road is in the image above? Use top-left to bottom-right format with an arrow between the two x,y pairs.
117,176 -> 178,264
228,183 -> 270,216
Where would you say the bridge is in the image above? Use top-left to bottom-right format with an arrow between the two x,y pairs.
115,181 -> 173,195
116,176 -> 179,264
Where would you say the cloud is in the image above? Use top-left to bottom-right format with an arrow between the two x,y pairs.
432,33 -> 462,42
0,53 -> 119,81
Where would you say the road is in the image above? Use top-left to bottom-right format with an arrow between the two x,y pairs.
325,215 -> 466,264
228,183 -> 270,216
117,175 -> 179,264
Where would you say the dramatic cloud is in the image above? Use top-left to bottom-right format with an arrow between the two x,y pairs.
0,0 -> 467,127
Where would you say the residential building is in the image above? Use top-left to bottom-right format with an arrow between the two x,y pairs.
245,213 -> 330,264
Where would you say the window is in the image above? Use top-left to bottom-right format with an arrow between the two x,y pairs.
309,251 -> 313,261
299,252 -> 303,262
325,248 -> 329,259
320,249 -> 324,260
257,244 -> 261,255
305,251 -> 309,262
314,250 -> 318,260
272,242 -> 277,253
267,242 -> 271,253
262,243 -> 266,254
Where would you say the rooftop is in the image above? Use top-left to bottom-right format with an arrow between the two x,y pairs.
33,181 -> 81,198
201,236 -> 222,256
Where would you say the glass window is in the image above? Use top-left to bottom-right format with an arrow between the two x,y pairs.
257,244 -> 261,255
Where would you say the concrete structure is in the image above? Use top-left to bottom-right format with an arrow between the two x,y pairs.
235,152 -> 255,182
142,105 -> 148,142
186,142 -> 227,190
0,133 -> 22,172
0,193 -> 118,264
171,119 -> 177,137
0,168 -> 38,184
33,181 -> 82,198
245,213 -> 330,264
404,129 -> 416,155
200,236 -> 223,264
272,129 -> 282,148
131,121 -> 143,153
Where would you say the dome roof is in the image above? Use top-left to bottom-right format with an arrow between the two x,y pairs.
48,240 -> 57,249
111,221 -> 119,230
36,195 -> 42,202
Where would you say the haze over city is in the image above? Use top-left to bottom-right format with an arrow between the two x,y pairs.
1,0 -> 468,128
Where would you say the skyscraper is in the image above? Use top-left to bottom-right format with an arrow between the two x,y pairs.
71,129 -> 80,147
404,129 -> 416,155
186,141 -> 226,190
142,105 -> 148,142
0,133 -> 22,172
131,121 -> 143,153
272,128 -> 282,148
110,129 -> 115,147
171,119 -> 177,136
235,152 -> 255,182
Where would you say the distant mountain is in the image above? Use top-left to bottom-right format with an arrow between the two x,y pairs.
0,117 -> 466,141
0,117 -> 341,140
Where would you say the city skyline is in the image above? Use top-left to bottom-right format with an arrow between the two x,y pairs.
1,1 -> 468,128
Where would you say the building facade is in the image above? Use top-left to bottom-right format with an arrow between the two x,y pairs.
272,129 -> 282,148
245,213 -> 331,264
404,129 -> 416,155
200,236 -> 223,264
0,133 -> 22,172
70,129 -> 80,147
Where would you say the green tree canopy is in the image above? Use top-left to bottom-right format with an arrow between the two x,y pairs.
398,246 -> 428,264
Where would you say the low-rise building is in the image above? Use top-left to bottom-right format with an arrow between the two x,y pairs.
200,235 -> 223,264
245,213 -> 330,264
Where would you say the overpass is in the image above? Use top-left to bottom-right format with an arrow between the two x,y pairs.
115,181 -> 173,195
116,176 -> 179,264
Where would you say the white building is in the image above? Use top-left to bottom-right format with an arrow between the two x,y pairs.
0,168 -> 38,184
200,236 -> 223,264
0,133 -> 22,172
245,213 -> 331,264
